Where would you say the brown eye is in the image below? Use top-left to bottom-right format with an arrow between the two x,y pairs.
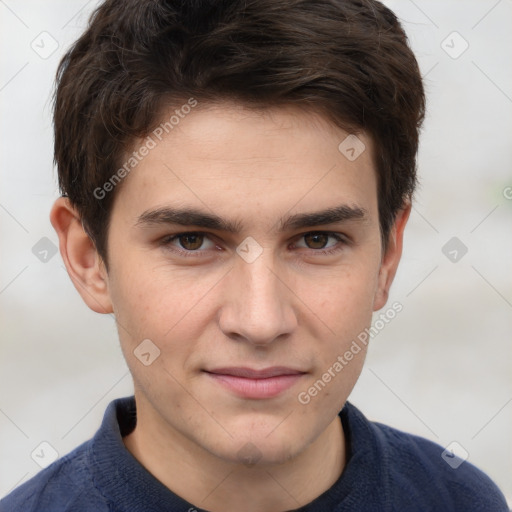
161,232 -> 217,255
303,232 -> 329,249
178,233 -> 204,250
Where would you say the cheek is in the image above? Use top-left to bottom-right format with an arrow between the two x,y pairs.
295,331 -> 368,425
298,263 -> 378,400
107,257 -> 224,348
107,257 -> 170,327
308,263 -> 379,336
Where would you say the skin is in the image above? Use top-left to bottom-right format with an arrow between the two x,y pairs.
51,102 -> 410,512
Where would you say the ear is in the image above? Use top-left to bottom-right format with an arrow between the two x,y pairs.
50,197 -> 113,314
373,203 -> 411,311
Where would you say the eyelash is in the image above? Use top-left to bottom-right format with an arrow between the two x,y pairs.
159,231 -> 349,257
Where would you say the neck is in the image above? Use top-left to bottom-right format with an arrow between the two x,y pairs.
123,397 -> 346,512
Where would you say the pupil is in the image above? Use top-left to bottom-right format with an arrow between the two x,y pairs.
305,233 -> 328,249
181,234 -> 203,250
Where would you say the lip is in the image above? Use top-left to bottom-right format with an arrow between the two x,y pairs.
204,367 -> 306,399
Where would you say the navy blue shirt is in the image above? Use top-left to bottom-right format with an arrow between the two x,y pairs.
1,397 -> 507,511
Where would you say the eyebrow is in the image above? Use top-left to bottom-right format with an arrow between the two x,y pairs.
135,204 -> 368,233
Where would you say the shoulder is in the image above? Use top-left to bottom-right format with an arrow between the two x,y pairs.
341,402 -> 508,511
373,418 -> 508,510
0,440 -> 109,512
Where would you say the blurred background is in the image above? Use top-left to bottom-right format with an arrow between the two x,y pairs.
1,0 -> 511,505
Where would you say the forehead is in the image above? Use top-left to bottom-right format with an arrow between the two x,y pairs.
147,102 -> 369,168
114,102 -> 378,226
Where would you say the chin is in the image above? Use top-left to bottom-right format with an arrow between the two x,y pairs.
208,430 -> 303,468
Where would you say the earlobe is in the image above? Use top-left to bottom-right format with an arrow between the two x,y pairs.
373,203 -> 411,311
50,197 -> 113,314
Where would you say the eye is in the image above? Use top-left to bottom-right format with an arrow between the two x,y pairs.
161,232 -> 217,253
293,231 -> 347,254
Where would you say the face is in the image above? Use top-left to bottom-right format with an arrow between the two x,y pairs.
73,102 -> 404,465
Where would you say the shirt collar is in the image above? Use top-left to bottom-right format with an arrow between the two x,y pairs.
88,396 -> 387,511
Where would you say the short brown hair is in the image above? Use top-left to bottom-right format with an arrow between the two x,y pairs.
54,0 -> 425,261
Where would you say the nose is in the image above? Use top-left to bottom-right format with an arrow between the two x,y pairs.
218,250 -> 298,346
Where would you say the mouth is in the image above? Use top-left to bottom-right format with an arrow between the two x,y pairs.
203,366 -> 307,399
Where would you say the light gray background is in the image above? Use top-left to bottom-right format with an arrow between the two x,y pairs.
1,0 -> 511,505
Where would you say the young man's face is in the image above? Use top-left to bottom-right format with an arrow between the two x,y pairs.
56,102 -> 407,467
